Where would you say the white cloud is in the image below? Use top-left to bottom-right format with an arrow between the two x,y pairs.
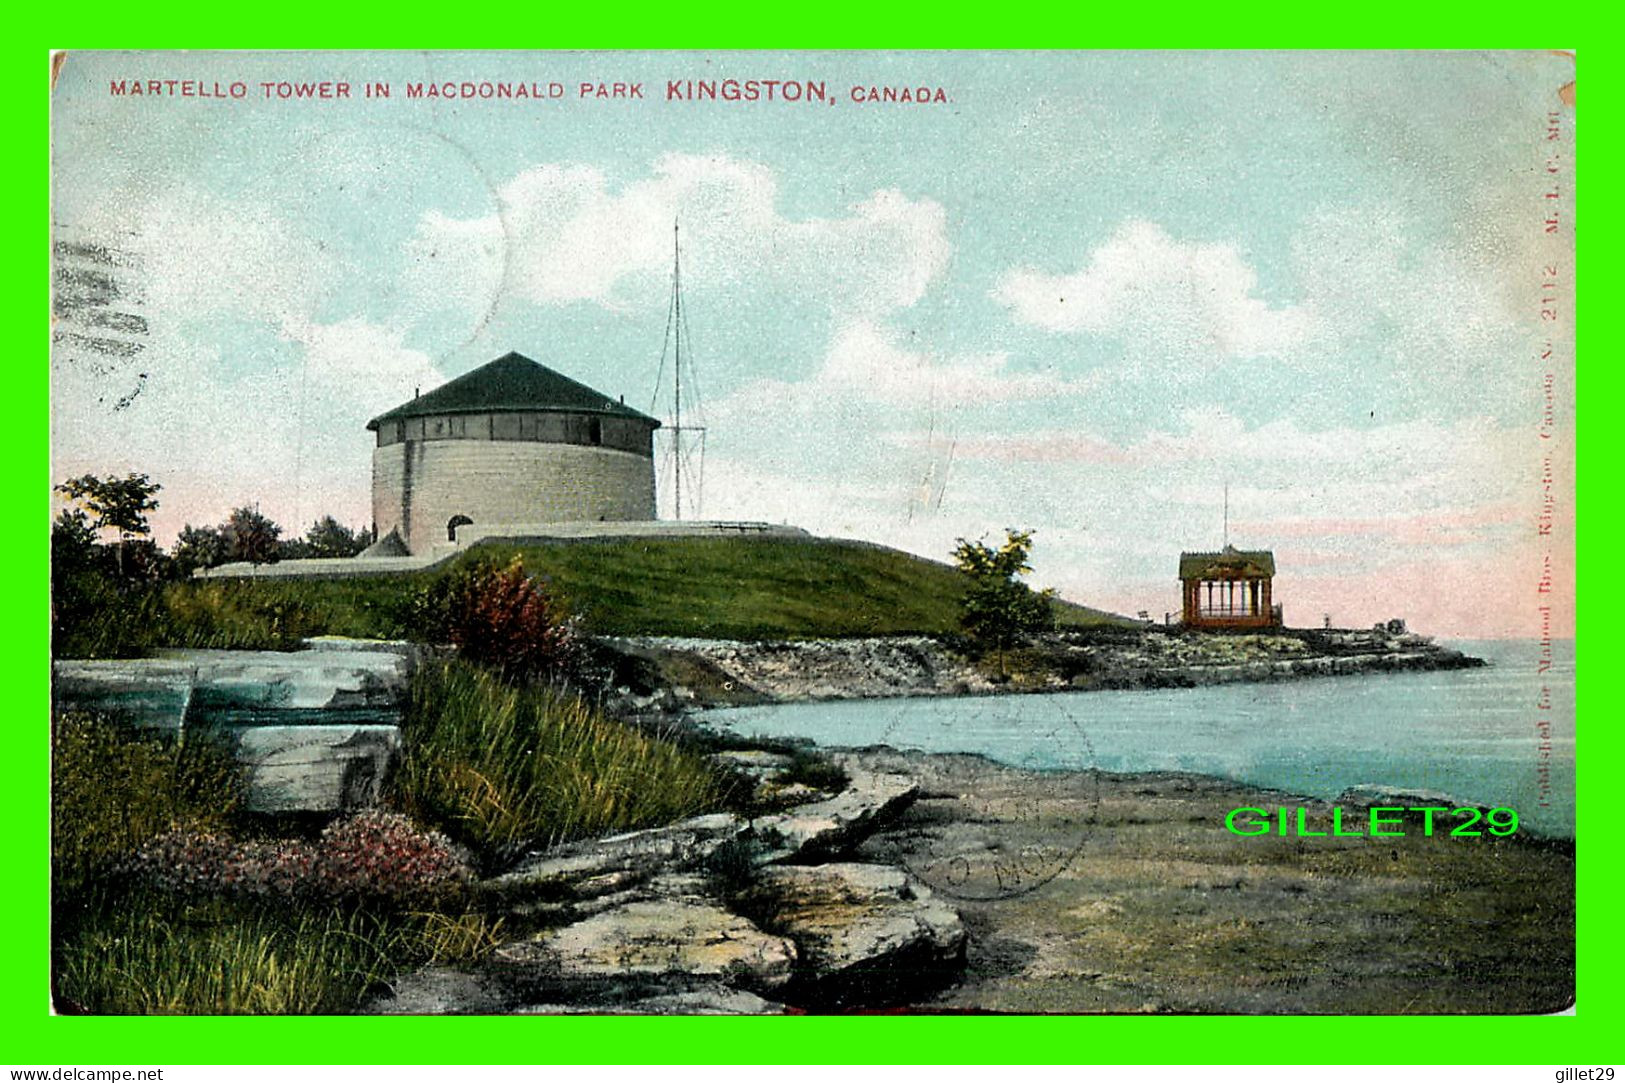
406,153 -> 951,319
1288,204 -> 1530,367
992,219 -> 1318,358
816,319 -> 1072,406
703,318 -> 1078,470
280,316 -> 444,422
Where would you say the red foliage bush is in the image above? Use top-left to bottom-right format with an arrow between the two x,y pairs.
441,556 -> 583,682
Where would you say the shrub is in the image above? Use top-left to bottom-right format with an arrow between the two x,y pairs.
402,556 -> 583,684
51,712 -> 244,892
390,659 -> 721,867
125,811 -> 473,904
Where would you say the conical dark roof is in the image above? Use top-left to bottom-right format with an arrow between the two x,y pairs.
367,352 -> 659,430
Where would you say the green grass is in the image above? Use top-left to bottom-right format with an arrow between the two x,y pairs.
51,712 -> 245,892
390,658 -> 723,867
58,536 -> 1131,657
482,537 -> 1125,638
50,716 -> 420,1015
53,890 -> 419,1015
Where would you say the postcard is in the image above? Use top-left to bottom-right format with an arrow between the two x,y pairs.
48,50 -> 1575,1017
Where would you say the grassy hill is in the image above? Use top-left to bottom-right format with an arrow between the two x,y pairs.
473,537 -> 1129,639
64,535 -> 1133,657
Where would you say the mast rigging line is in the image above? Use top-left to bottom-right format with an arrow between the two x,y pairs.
651,219 -> 707,520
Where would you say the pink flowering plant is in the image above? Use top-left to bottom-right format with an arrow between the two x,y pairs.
126,810 -> 473,904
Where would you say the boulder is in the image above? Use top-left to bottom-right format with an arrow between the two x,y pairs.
160,647 -> 410,726
485,813 -> 748,902
491,898 -> 797,997
737,862 -> 966,1009
53,645 -> 412,730
223,724 -> 402,812
54,643 -> 416,812
750,766 -> 918,863
53,660 -> 196,734
362,964 -> 514,1015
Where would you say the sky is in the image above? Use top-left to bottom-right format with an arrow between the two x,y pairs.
49,51 -> 1576,638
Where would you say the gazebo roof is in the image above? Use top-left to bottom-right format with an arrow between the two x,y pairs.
1179,545 -> 1276,580
367,352 -> 660,430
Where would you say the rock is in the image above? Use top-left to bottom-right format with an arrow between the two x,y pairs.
53,644 -> 415,812
709,749 -> 795,778
750,765 -> 918,862
492,898 -> 797,997
54,645 -> 412,730
223,724 -> 402,812
1337,784 -> 1490,812
737,862 -> 966,1009
516,986 -> 788,1015
53,660 -> 196,734
486,813 -> 748,901
299,636 -> 424,660
760,781 -> 826,804
362,964 -> 514,1015
160,647 -> 410,726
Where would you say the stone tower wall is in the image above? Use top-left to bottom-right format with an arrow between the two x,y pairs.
373,438 -> 657,555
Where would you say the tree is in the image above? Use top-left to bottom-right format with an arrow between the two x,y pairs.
172,524 -> 228,575
54,472 -> 161,576
222,506 -> 283,566
51,508 -> 98,560
951,528 -> 1056,675
303,515 -> 373,558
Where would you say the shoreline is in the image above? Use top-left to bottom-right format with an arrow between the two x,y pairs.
598,627 -> 1486,714
839,746 -> 1573,1014
364,744 -> 1573,1015
827,745 -> 1570,842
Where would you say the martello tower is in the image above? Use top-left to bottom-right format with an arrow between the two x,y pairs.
367,352 -> 661,555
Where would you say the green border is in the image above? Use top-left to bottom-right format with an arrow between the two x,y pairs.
16,12 -> 1607,1066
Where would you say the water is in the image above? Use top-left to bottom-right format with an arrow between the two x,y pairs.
700,639 -> 1576,836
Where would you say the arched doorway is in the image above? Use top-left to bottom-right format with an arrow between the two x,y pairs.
447,514 -> 473,542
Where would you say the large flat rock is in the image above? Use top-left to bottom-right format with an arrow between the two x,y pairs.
738,862 -> 966,1009
751,766 -> 919,863
491,897 -> 797,998
53,661 -> 196,734
156,647 -> 410,724
54,645 -> 412,729
53,642 -> 415,812
486,813 -> 748,902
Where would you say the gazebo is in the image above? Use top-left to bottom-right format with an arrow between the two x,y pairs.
1179,545 -> 1281,629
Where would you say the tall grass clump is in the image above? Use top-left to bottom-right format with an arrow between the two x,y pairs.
391,659 -> 721,866
51,712 -> 245,892
157,580 -> 320,650
53,890 -> 416,1015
